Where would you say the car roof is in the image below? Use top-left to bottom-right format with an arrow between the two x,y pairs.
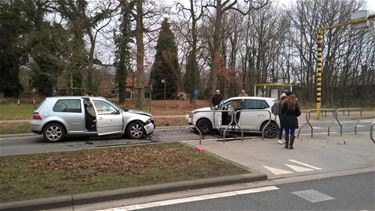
46,96 -> 106,100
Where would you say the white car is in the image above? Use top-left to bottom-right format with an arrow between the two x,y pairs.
186,96 -> 279,138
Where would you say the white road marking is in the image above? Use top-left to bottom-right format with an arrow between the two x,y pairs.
292,189 -> 335,203
98,186 -> 279,211
313,127 -> 324,129
288,159 -> 323,170
285,164 -> 314,172
299,132 -> 337,136
356,125 -> 366,128
263,166 -> 293,175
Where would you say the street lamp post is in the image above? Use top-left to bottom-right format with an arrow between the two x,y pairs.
315,10 -> 374,119
161,79 -> 166,110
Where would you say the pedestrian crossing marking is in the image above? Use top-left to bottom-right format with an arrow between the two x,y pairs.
263,166 -> 293,175
292,189 -> 334,203
288,159 -> 322,170
285,164 -> 314,172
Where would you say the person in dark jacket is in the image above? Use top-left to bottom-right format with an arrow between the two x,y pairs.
212,90 -> 223,106
281,94 -> 301,149
277,93 -> 288,144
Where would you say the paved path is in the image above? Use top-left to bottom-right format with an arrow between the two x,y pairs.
185,133 -> 375,180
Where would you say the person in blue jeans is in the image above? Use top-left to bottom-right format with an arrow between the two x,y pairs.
281,94 -> 301,149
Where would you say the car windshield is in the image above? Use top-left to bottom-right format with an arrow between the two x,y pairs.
215,101 -> 225,110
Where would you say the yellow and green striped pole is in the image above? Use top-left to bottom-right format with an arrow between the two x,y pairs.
316,28 -> 323,119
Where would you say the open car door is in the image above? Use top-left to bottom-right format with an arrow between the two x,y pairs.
92,100 -> 123,135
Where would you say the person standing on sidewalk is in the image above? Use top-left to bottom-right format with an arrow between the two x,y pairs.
272,93 -> 287,144
281,93 -> 301,149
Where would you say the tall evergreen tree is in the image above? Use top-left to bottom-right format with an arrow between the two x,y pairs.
114,0 -> 133,104
150,19 -> 181,100
184,51 -> 199,103
0,0 -> 36,97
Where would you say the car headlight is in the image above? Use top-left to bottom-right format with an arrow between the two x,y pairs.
145,119 -> 152,124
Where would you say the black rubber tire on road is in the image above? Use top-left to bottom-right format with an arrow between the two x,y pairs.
43,123 -> 66,143
196,118 -> 213,135
261,121 -> 279,138
126,121 -> 145,139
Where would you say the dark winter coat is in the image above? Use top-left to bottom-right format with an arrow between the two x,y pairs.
280,103 -> 301,129
212,94 -> 223,106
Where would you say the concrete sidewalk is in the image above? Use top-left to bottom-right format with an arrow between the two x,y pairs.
186,133 -> 375,180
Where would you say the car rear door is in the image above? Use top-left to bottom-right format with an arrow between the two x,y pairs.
52,99 -> 84,133
92,100 -> 123,135
239,99 -> 269,130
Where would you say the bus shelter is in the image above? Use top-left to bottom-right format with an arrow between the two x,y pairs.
254,83 -> 293,99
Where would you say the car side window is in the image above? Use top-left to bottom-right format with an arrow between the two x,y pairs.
53,99 -> 82,113
92,100 -> 119,115
244,100 -> 269,109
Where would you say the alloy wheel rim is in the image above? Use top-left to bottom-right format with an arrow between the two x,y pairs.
130,124 -> 143,138
46,126 -> 62,141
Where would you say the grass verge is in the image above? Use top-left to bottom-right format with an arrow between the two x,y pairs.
0,104 -> 33,120
0,143 -> 248,203
0,122 -> 30,134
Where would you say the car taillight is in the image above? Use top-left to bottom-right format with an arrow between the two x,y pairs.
32,112 -> 42,120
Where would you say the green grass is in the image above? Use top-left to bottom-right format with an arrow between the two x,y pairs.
0,143 -> 248,203
0,104 -> 34,120
0,122 -> 30,134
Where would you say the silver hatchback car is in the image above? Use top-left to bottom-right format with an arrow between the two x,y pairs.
30,96 -> 155,142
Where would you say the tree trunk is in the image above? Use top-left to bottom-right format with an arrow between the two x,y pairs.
135,0 -> 145,108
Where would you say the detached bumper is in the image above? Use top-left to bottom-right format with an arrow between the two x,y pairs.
144,122 -> 155,135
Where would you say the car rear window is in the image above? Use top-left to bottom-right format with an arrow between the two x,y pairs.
53,99 -> 82,113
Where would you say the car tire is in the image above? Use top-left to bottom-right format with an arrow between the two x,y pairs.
196,118 -> 213,135
261,121 -> 279,138
43,123 -> 65,143
126,121 -> 145,139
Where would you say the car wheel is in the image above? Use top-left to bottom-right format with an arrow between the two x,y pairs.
43,123 -> 65,142
196,118 -> 213,135
126,121 -> 145,139
261,121 -> 279,138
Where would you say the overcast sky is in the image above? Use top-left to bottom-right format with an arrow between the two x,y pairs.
164,0 -> 375,11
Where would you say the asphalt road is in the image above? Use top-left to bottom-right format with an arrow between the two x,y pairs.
122,171 -> 375,211
0,121 -> 373,156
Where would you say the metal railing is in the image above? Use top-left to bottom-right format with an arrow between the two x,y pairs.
191,109 -> 273,144
191,109 -> 235,145
336,108 -> 362,135
297,108 -> 339,137
297,110 -> 313,138
371,121 -> 375,144
297,107 -> 371,138
232,109 -> 273,141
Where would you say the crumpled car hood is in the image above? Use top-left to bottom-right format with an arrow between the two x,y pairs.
124,109 -> 152,117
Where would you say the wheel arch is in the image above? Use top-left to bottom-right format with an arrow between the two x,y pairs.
124,120 -> 144,133
260,120 -> 279,138
42,121 -> 67,135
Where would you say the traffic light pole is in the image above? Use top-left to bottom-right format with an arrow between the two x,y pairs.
315,13 -> 374,119
316,28 -> 323,119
